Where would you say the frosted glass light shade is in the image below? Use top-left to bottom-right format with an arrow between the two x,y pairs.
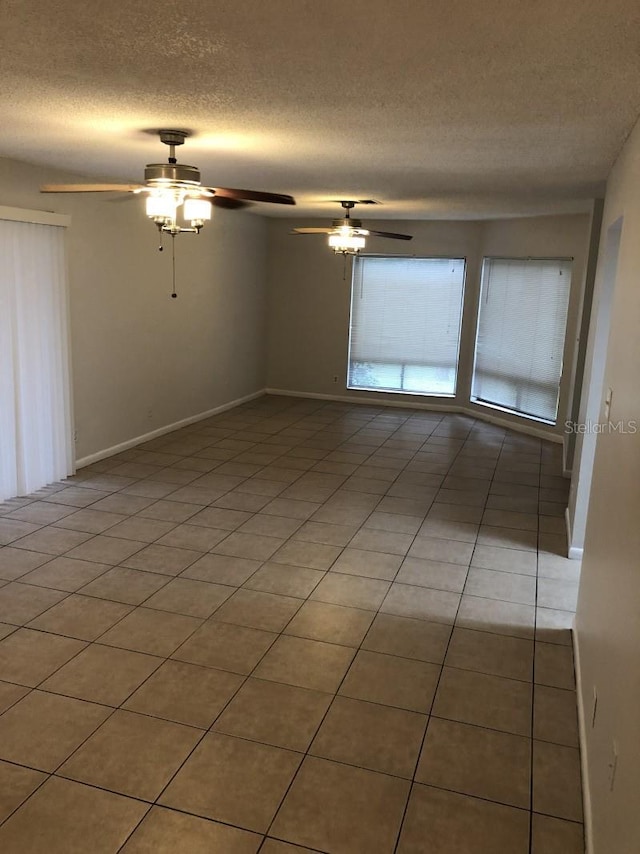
328,231 -> 366,252
146,194 -> 177,219
184,198 -> 212,222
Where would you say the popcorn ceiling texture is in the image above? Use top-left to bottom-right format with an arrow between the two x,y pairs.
1,0 -> 639,218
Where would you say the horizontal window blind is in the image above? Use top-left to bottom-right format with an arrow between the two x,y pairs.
348,256 -> 466,396
471,257 -> 572,423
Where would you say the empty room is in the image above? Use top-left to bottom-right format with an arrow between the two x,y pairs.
0,2 -> 639,852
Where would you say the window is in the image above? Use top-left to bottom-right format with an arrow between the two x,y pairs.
471,257 -> 572,423
348,256 -> 466,396
0,214 -> 73,500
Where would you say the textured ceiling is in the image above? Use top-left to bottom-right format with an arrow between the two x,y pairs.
1,0 -> 640,218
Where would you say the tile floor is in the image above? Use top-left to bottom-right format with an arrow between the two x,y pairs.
0,395 -> 584,853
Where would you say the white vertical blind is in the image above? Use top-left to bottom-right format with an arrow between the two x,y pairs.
0,219 -> 73,500
471,257 -> 572,423
348,256 -> 466,396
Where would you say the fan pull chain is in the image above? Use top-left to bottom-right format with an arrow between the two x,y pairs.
343,253 -> 348,281
171,234 -> 177,298
158,230 -> 164,252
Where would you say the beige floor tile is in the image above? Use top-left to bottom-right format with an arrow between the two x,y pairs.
120,806 -> 262,853
455,595 -> 535,639
293,520 -> 360,546
416,717 -> 531,808
477,525 -> 538,551
157,524 -> 227,552
533,740 -> 583,821
182,553 -> 262,586
0,520 -> 43,547
80,567 -> 170,605
284,600 -> 374,647
534,684 -> 579,747
124,659 -> 242,727
408,536 -> 474,565
433,667 -> 533,736
42,643 -> 162,705
364,511 -> 422,535
339,649 -> 439,713
310,573 -> 390,610
12,527 -> 92,556
538,577 -> 579,611
189,506 -> 254,531
212,588 -> 302,632
0,628 -> 85,687
271,755 -> 410,853
243,562 -> 325,598
214,677 -> 332,750
28,594 -> 132,640
380,582 -> 460,624
254,634 -> 355,692
138,499 -> 201,523
65,535 -> 147,565
0,760 -> 47,822
445,627 -> 533,681
348,528 -> 414,556
427,503 -> 484,523
237,513 -> 304,539
396,557 -> 468,592
99,607 -> 202,656
311,695 -> 426,777
471,544 -> 537,576
535,641 -> 576,689
329,548 -> 403,580
143,577 -> 233,618
363,613 -> 451,663
397,784 -> 530,853
261,840 -> 322,853
172,620 -> 277,674
160,732 -> 302,833
121,543 -> 203,576
214,491 -> 273,512
531,814 -> 585,854
482,508 -> 538,531
0,547 -> 52,581
0,689 -> 110,771
417,518 -> 479,543
59,708 -> 201,801
535,607 -> 574,645
272,539 -> 342,570
88,494 -> 156,515
20,557 -> 111,592
213,532 -> 286,561
104,517 -> 177,543
0,680 -> 30,713
0,777 -> 147,854
465,567 -> 536,606
0,582 -> 67,624
262,497 -> 321,519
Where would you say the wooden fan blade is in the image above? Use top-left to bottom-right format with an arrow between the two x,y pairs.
211,196 -> 249,210
291,227 -> 333,234
211,187 -> 296,205
40,183 -> 145,193
368,230 -> 413,240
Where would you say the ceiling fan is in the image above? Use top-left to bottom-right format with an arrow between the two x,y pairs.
291,200 -> 412,254
40,129 -> 296,237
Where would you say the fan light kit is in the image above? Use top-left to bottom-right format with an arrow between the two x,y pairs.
291,200 -> 413,254
40,129 -> 296,239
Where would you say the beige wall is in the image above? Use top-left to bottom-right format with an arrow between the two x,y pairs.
0,157 -> 268,462
266,213 -> 591,436
575,117 -> 640,853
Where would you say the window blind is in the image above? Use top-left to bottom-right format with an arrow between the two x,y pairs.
471,257 -> 572,423
348,256 -> 466,396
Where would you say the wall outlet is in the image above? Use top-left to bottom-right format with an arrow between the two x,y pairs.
591,686 -> 598,727
333,375 -> 338,383
604,387 -> 613,420
147,408 -> 153,422
73,430 -> 78,443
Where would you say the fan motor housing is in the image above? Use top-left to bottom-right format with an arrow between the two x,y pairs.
145,163 -> 201,186
333,217 -> 363,229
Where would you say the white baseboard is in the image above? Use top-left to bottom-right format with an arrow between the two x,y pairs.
75,389 -> 266,468
266,387 -> 563,443
565,507 -> 584,560
572,624 -> 594,854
